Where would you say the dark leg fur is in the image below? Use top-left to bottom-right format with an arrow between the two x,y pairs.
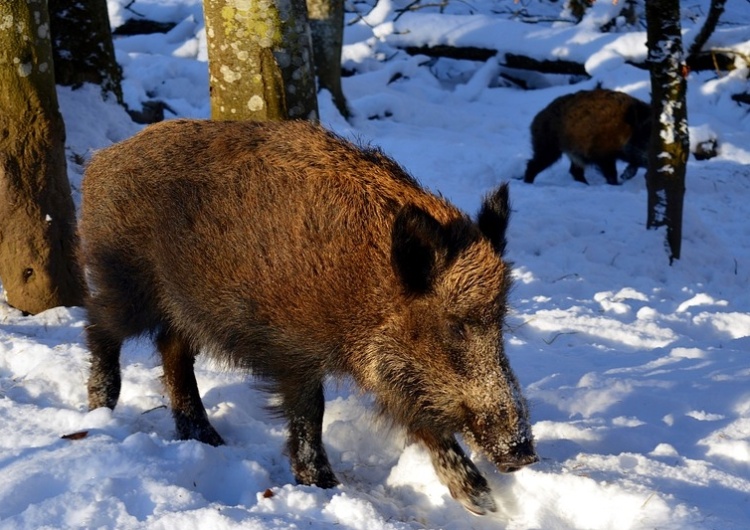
285,381 -> 338,488
569,162 -> 588,184
524,149 -> 561,184
620,163 -> 639,181
86,321 -> 123,410
596,158 -> 620,185
415,431 -> 497,515
157,328 -> 225,446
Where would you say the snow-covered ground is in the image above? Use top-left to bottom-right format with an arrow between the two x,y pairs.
2,1 -> 749,528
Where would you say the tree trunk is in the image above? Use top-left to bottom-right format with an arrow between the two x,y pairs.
645,0 -> 689,263
307,0 -> 348,118
0,0 -> 85,313
687,0 -> 727,65
48,0 -> 123,104
203,0 -> 319,121
568,0 -> 594,22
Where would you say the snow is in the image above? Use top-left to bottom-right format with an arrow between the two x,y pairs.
2,0 -> 750,528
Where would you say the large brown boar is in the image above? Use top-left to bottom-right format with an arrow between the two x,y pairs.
523,89 -> 651,185
80,119 -> 537,515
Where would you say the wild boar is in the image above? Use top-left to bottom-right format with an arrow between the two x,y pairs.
523,89 -> 651,185
79,119 -> 537,515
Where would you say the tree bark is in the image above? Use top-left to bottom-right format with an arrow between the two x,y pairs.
48,0 -> 123,104
568,0 -> 594,22
645,0 -> 689,263
307,0 -> 348,118
203,0 -> 318,121
687,0 -> 726,65
0,0 -> 85,313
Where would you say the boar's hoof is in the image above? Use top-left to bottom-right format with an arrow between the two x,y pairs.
293,465 -> 340,489
453,483 -> 497,516
318,472 -> 341,489
181,427 -> 225,447
174,413 -> 225,447
195,428 -> 225,447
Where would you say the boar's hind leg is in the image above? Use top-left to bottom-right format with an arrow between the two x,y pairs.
87,320 -> 123,410
568,161 -> 589,184
284,381 -> 339,488
417,431 -> 497,515
523,137 -> 562,184
157,328 -> 225,446
620,163 -> 639,182
596,158 -> 620,185
523,148 -> 561,184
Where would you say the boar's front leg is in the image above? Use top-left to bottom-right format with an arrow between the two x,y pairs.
284,380 -> 339,489
157,328 -> 225,446
87,320 -> 123,411
416,430 -> 497,515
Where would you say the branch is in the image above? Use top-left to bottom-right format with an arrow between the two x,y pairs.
687,0 -> 727,64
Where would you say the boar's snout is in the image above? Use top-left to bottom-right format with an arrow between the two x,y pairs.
462,401 -> 538,476
497,438 -> 539,473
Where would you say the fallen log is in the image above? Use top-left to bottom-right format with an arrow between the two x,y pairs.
401,45 -> 738,75
403,45 -> 496,62
504,53 -> 588,76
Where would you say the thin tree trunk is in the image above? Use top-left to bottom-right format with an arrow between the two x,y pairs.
203,0 -> 318,121
48,0 -> 123,104
645,0 -> 689,263
687,0 -> 727,65
0,0 -> 84,313
568,0 -> 594,22
307,0 -> 349,118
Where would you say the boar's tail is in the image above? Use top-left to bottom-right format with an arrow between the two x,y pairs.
477,183 -> 511,256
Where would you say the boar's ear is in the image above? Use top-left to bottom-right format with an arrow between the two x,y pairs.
477,183 -> 510,256
391,204 -> 448,294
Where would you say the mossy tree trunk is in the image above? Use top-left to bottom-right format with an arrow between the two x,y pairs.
203,0 -> 318,121
645,0 -> 689,263
0,0 -> 85,313
307,0 -> 348,118
48,0 -> 123,104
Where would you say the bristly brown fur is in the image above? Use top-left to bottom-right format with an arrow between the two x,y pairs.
79,119 -> 537,515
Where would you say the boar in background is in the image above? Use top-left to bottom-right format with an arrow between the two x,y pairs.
524,89 -> 651,185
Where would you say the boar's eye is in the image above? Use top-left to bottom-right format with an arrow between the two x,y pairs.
449,320 -> 469,342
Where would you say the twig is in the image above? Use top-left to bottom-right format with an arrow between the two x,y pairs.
552,273 -> 580,283
124,1 -> 145,18
640,492 -> 656,509
394,1 -> 451,22
543,331 -> 578,345
142,405 -> 167,415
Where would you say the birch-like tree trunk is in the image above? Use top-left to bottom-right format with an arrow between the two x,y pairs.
307,0 -> 348,117
203,0 -> 318,121
48,0 -> 123,104
0,0 -> 84,313
645,0 -> 689,263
